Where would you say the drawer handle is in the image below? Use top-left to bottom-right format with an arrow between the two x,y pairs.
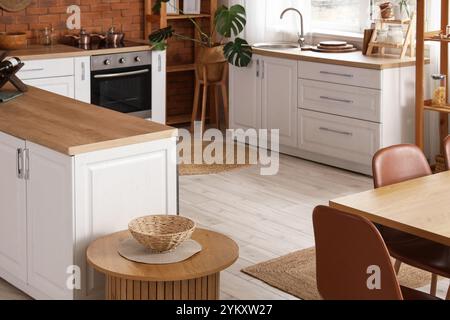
20,68 -> 45,72
320,96 -> 354,104
319,127 -> 353,136
320,71 -> 354,78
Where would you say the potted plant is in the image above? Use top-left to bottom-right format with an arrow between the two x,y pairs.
149,0 -> 252,81
394,0 -> 410,20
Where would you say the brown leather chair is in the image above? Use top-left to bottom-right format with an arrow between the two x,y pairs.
444,135 -> 450,169
313,206 -> 440,300
372,144 -> 450,298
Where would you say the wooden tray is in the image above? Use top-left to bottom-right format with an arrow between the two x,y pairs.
317,44 -> 354,50
319,40 -> 348,47
312,46 -> 358,53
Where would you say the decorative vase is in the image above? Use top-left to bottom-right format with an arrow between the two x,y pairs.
394,4 -> 409,20
196,45 -> 227,83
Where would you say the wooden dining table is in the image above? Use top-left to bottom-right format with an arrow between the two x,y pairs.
330,171 -> 450,247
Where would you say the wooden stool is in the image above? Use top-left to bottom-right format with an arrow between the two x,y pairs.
191,63 -> 229,132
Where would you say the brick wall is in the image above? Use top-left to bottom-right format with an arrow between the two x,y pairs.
0,0 -> 145,43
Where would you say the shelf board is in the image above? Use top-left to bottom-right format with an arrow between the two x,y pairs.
425,37 -> 450,42
167,64 -> 196,73
167,114 -> 192,125
370,42 -> 405,49
166,14 -> 211,20
423,100 -> 450,114
374,18 -> 412,24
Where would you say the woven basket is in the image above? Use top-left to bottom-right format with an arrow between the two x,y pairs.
128,215 -> 196,253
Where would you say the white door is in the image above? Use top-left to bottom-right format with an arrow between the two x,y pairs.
74,56 -> 91,103
0,132 -> 27,282
74,138 -> 178,298
261,56 -> 298,148
26,142 -> 75,300
23,76 -> 75,99
229,55 -> 262,131
151,50 -> 166,124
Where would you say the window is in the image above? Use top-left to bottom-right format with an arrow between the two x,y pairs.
311,0 -> 371,34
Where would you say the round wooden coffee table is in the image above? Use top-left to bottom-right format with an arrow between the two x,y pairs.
87,228 -> 239,300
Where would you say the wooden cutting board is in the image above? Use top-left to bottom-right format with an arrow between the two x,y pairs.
312,46 -> 358,53
0,0 -> 32,12
319,40 -> 348,47
317,44 -> 354,50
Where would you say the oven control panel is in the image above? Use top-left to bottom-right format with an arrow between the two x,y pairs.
91,51 -> 152,71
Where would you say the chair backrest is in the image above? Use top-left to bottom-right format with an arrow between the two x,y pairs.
444,136 -> 450,170
372,144 -> 432,188
313,206 -> 403,300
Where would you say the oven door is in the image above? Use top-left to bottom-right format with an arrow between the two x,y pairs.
91,65 -> 151,118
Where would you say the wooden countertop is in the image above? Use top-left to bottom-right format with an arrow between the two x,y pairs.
9,42 -> 152,61
0,85 -> 177,155
253,48 -> 425,70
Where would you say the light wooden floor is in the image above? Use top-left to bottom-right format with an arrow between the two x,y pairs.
1,154 -> 448,299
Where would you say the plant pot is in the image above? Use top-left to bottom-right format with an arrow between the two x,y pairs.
196,45 -> 227,83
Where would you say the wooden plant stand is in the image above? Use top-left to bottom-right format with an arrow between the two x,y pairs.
367,13 -> 415,58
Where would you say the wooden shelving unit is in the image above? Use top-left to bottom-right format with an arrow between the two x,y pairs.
145,0 -> 218,126
416,0 -> 449,170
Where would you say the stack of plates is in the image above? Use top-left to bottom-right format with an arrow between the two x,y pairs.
312,41 -> 357,53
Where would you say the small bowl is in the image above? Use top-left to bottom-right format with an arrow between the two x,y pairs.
128,215 -> 196,252
0,32 -> 27,50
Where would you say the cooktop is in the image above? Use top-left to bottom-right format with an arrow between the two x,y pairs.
70,40 -> 146,51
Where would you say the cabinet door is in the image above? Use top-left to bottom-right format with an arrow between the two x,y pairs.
261,56 -> 298,148
74,56 -> 91,103
229,55 -> 262,131
0,132 -> 27,282
74,138 -> 178,299
26,142 -> 74,300
23,76 -> 75,99
151,50 -> 166,124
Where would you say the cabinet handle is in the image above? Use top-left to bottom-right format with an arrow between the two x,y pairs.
320,71 -> 354,78
24,148 -> 30,180
81,62 -> 86,81
262,60 -> 265,79
256,59 -> 260,78
158,55 -> 162,72
320,96 -> 354,104
17,148 -> 24,179
319,127 -> 353,136
20,68 -> 45,72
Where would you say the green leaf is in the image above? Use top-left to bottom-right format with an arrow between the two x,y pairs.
223,37 -> 252,67
149,26 -> 174,43
215,4 -> 246,38
151,41 -> 168,51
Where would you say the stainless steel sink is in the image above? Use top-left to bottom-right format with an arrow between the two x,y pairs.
253,42 -> 300,50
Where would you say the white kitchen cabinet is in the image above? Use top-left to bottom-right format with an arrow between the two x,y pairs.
18,57 -> 89,101
229,56 -> 262,131
151,50 -> 167,124
230,55 -> 298,147
0,132 -> 27,284
74,56 -> 91,103
0,132 -> 178,300
261,56 -> 298,147
23,76 -> 75,99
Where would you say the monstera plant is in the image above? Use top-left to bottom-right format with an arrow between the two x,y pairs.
149,0 -> 252,68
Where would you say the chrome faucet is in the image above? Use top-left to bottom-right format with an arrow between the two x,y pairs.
280,8 -> 305,48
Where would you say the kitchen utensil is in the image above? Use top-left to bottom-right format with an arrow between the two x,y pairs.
65,28 -> 95,46
319,40 -> 348,47
312,46 -> 357,53
128,215 -> 196,252
317,44 -> 353,50
96,27 -> 125,46
0,32 -> 27,50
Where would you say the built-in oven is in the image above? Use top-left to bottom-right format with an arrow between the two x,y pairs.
91,51 -> 152,118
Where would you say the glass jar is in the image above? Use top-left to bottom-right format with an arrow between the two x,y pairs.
431,74 -> 447,106
387,25 -> 404,44
40,26 -> 54,46
376,29 -> 388,43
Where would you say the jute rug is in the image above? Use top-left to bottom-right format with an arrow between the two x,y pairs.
178,140 -> 257,176
242,247 -> 432,300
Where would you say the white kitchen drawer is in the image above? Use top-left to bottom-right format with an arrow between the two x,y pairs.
298,109 -> 380,166
298,79 -> 381,123
298,61 -> 381,89
17,58 -> 74,80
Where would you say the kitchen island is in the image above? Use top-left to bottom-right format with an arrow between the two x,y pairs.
0,85 -> 178,300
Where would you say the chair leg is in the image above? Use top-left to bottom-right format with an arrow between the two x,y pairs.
201,84 -> 208,134
394,260 -> 402,274
214,85 -> 220,129
430,274 -> 438,296
191,81 -> 201,132
220,83 -> 229,129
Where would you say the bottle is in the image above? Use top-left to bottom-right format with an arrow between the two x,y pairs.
431,74 -> 447,106
0,57 -> 21,75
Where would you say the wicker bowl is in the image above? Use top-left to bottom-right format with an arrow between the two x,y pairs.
128,215 -> 196,252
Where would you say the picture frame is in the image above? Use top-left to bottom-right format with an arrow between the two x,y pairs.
183,0 -> 201,14
166,0 -> 179,15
